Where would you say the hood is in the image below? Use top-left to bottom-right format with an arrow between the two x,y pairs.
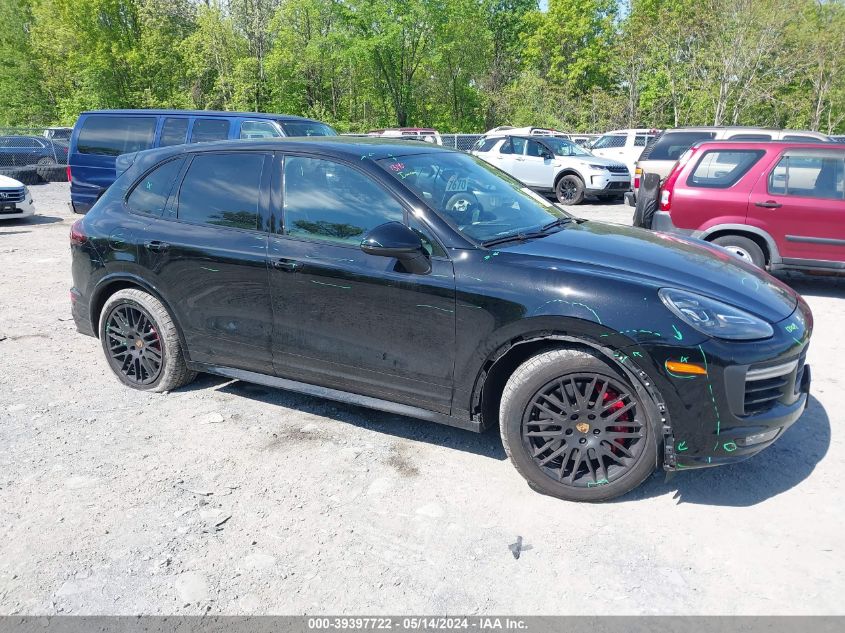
571,154 -> 626,168
0,174 -> 25,188
499,221 -> 797,322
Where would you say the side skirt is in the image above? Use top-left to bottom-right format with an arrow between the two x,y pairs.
193,363 -> 481,433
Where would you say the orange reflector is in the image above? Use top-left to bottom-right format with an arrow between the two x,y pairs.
665,360 -> 708,375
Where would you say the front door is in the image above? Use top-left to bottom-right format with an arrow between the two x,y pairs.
140,150 -> 275,373
751,148 -> 845,263
267,154 -> 457,413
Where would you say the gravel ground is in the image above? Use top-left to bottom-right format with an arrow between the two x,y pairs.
0,183 -> 842,615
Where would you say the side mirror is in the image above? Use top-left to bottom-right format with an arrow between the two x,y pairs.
541,150 -> 554,160
361,222 -> 431,274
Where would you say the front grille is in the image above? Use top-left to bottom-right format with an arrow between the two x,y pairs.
605,181 -> 631,190
743,355 -> 805,415
0,187 -> 25,203
607,165 -> 629,174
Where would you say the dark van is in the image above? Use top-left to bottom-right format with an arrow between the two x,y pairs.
68,110 -> 337,213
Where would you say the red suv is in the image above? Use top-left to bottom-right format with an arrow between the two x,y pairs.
649,140 -> 845,272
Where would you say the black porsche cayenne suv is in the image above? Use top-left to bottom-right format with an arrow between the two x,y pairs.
70,138 -> 812,502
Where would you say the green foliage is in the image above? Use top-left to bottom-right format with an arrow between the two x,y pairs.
1,0 -> 843,133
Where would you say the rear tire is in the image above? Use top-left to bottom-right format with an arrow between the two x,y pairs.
712,235 -> 766,268
99,289 -> 196,392
555,175 -> 585,205
500,348 -> 657,502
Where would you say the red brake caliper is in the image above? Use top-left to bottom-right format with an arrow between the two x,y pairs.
603,388 -> 629,455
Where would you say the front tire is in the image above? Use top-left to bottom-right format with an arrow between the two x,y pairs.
555,175 -> 585,205
99,289 -> 196,392
500,348 -> 657,502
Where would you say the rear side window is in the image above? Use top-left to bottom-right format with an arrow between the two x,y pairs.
176,153 -> 264,229
472,137 -> 499,153
283,156 -> 404,244
592,134 -> 626,149
727,134 -> 771,141
240,120 -> 282,139
77,116 -> 156,156
500,138 -> 526,155
782,135 -> 828,143
646,131 -> 716,161
769,153 -> 845,199
687,150 -> 764,188
279,120 -> 337,136
160,118 -> 189,147
126,158 -> 184,216
190,119 -> 230,143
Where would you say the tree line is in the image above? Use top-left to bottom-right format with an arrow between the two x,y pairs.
1,0 -> 843,134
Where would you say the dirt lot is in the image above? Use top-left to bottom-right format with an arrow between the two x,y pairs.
1,183 -> 842,615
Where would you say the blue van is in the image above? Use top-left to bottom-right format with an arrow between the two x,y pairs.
68,109 -> 337,213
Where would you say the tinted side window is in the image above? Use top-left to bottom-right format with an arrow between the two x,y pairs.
279,121 -> 337,136
126,158 -> 184,216
160,118 -> 189,147
687,150 -> 764,188
283,156 -> 403,245
77,116 -> 156,156
727,134 -> 771,141
240,120 -> 282,139
768,153 -> 845,199
593,134 -> 626,149
509,138 -> 527,155
647,131 -> 716,161
473,137 -> 499,153
498,139 -> 514,154
782,135 -> 827,143
177,153 -> 264,229
190,119 -> 231,143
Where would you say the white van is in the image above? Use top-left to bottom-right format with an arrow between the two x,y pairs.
589,128 -> 659,176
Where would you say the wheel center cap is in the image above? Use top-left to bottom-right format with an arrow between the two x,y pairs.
135,339 -> 144,349
576,422 -> 590,434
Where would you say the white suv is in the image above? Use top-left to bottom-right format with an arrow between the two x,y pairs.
0,174 -> 35,220
589,128 -> 658,176
471,134 -> 630,205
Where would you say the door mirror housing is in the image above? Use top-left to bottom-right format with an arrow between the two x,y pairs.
540,149 -> 554,160
361,222 -> 431,274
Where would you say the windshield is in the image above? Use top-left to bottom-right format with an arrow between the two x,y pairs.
539,137 -> 592,157
377,152 -> 571,243
280,121 -> 338,137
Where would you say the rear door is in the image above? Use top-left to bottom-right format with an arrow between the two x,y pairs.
267,153 -> 457,413
669,147 -> 766,230
140,150 -> 275,373
513,139 -> 554,187
750,148 -> 845,263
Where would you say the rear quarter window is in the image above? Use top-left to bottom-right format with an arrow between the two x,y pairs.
646,131 -> 717,161
687,150 -> 765,188
126,158 -> 185,216
77,116 -> 157,156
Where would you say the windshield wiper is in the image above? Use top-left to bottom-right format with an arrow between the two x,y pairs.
481,230 -> 547,248
541,217 -> 574,232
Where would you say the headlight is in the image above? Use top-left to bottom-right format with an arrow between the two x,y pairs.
588,164 -> 608,171
659,288 -> 773,340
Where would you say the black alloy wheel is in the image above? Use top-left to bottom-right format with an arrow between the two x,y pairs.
104,304 -> 163,385
522,372 -> 646,488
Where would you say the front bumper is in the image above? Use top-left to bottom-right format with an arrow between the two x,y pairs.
584,172 -> 630,194
632,300 -> 813,470
0,196 -> 35,220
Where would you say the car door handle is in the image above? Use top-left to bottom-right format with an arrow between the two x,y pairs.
271,258 -> 300,272
755,200 -> 782,209
144,240 -> 169,252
